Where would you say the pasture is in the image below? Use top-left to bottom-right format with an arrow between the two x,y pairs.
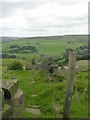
1,35 -> 88,118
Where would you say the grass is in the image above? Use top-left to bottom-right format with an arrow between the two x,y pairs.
2,59 -> 88,118
2,36 -> 88,118
2,58 -> 26,66
2,38 -> 84,60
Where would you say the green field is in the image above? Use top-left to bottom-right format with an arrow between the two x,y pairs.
2,35 -> 87,60
1,35 -> 88,118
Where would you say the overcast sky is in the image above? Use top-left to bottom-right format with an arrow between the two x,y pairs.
0,0 -> 89,37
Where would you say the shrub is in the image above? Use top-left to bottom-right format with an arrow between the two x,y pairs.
1,53 -> 16,58
10,45 -> 19,49
31,58 -> 36,65
48,66 -> 54,73
7,61 -> 23,70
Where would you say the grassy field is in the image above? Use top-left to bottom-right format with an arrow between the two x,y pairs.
2,36 -> 86,60
1,36 -> 88,118
2,59 -> 88,118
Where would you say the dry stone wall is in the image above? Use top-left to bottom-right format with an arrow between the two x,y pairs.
1,79 -> 24,119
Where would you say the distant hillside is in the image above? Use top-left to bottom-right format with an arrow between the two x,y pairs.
20,35 -> 88,41
0,37 -> 24,42
0,35 -> 88,42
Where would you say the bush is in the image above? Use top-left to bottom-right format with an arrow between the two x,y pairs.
10,45 -> 19,49
31,58 -> 36,65
1,53 -> 16,58
48,66 -> 54,73
7,61 -> 23,70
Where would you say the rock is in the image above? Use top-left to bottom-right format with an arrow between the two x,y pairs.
12,89 -> 24,106
31,81 -> 35,84
81,69 -> 88,72
26,108 -> 41,115
2,104 -> 13,118
52,103 -> 61,111
12,101 -> 24,118
2,79 -> 19,97
2,79 -> 24,118
0,89 -> 4,108
29,105 -> 40,108
31,94 -> 37,97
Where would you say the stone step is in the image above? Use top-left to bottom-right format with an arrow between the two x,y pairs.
28,105 -> 40,108
2,104 -> 13,118
31,81 -> 36,84
26,108 -> 41,115
31,94 -> 37,97
12,101 -> 24,118
12,89 -> 24,106
52,103 -> 62,111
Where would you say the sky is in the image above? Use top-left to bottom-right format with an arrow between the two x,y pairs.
0,0 -> 89,37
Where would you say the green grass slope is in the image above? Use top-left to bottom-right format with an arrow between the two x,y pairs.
2,59 -> 88,118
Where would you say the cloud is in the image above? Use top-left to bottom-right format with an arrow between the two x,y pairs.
0,0 -> 88,37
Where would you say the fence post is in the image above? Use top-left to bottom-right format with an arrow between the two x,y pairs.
62,52 -> 76,119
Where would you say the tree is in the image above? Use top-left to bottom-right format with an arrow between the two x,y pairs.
48,66 -> 54,73
22,57 -> 25,60
31,58 -> 36,65
7,61 -> 23,70
63,48 -> 74,61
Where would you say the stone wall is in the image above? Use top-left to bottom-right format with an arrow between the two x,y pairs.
1,79 -> 24,119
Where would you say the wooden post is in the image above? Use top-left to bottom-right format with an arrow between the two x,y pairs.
62,52 -> 76,119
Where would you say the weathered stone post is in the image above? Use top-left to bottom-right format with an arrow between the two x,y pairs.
62,52 -> 76,119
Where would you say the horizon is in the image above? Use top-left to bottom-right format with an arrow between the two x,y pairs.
0,34 -> 88,38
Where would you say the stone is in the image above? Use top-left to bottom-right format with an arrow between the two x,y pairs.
26,108 -> 41,115
0,109 -> 1,116
2,79 -> 19,97
1,80 -> 24,119
52,103 -> 61,111
31,81 -> 35,84
81,69 -> 88,72
29,105 -> 40,108
12,101 -> 24,118
12,89 -> 24,106
2,104 -> 13,118
25,64 -> 34,70
31,94 -> 37,97
0,89 -> 4,108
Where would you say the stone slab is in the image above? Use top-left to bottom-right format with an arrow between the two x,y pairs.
2,79 -> 19,97
0,89 -> 4,108
12,89 -> 24,106
2,104 -> 13,118
12,101 -> 24,118
26,108 -> 41,115
31,94 -> 37,97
